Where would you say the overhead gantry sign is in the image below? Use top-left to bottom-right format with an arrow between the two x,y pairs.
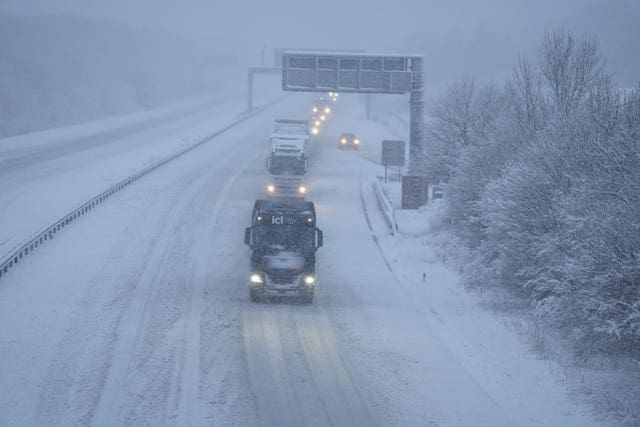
281,51 -> 427,208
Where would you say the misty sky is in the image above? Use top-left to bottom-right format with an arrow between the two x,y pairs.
3,0 -> 639,88
1,0 -> 602,60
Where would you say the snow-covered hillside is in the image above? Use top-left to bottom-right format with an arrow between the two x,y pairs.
0,14 -> 237,137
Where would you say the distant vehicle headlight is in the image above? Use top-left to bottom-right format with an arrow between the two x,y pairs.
267,184 -> 275,193
314,120 -> 321,126
251,274 -> 263,284
354,139 -> 360,144
320,115 -> 326,121
313,107 -> 318,113
298,186 -> 307,194
311,127 -> 319,135
304,276 -> 315,285
324,107 -> 331,114
341,138 -> 347,144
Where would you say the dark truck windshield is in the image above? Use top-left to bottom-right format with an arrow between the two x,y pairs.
268,156 -> 306,175
253,225 -> 315,252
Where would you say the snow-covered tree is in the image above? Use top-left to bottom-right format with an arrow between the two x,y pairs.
428,29 -> 640,356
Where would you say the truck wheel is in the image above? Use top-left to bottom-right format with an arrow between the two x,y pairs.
300,290 -> 314,305
250,288 -> 262,303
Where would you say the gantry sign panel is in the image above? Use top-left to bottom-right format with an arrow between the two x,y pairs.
282,52 -> 416,94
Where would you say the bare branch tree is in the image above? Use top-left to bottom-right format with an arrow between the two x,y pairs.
505,54 -> 545,136
539,30 -> 605,117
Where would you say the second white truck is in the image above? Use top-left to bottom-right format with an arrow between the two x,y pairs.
269,119 -> 310,158
265,119 -> 310,198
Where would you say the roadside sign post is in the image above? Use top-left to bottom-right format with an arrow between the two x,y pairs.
281,51 -> 427,208
381,140 -> 405,183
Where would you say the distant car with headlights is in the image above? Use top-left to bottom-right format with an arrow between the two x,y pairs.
308,116 -> 323,136
311,117 -> 322,127
338,132 -> 360,149
312,97 -> 332,116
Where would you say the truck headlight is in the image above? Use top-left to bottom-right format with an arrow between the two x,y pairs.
313,107 -> 318,113
251,274 -> 263,284
354,139 -> 360,144
311,127 -> 319,135
324,107 -> 331,114
314,120 -> 321,126
304,276 -> 315,285
298,186 -> 307,194
267,184 -> 275,193
320,115 -> 326,121
341,138 -> 347,144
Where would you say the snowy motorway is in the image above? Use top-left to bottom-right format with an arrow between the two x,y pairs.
0,95 -> 599,426
0,92 -> 247,258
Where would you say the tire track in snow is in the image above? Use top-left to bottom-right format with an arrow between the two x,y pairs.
32,202 -> 170,427
294,309 -> 374,426
90,146 -> 243,426
242,309 -> 305,426
173,145 -> 262,426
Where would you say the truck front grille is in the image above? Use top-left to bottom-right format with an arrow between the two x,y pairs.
266,269 -> 300,284
276,182 -> 298,194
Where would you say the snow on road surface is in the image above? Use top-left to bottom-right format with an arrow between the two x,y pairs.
0,87 -> 277,258
0,94 -> 602,426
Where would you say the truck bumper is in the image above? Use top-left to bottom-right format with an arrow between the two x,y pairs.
250,282 -> 314,298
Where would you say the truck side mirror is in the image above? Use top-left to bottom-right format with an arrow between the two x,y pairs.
244,227 -> 251,246
316,228 -> 323,248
